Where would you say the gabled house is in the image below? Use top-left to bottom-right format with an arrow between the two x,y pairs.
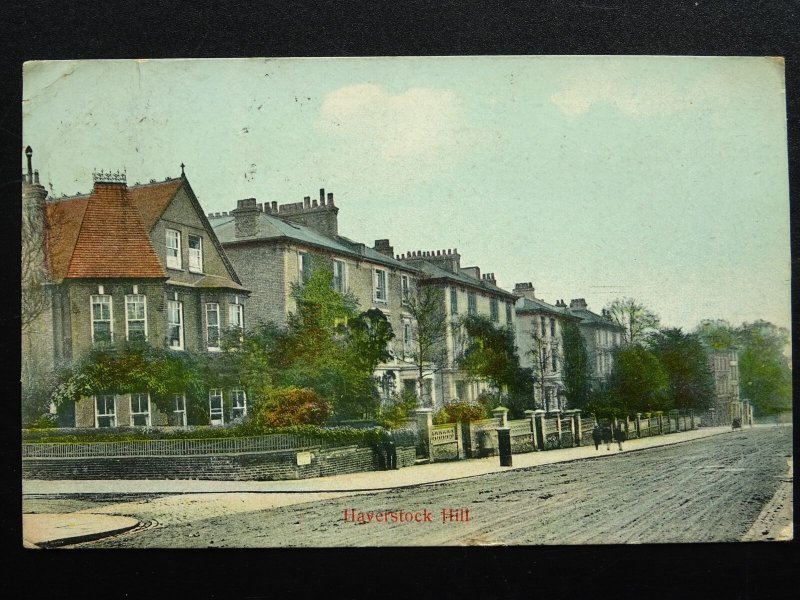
208,191 -> 423,402
22,148 -> 249,428
513,283 -> 582,412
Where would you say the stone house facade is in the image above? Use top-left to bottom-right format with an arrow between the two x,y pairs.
208,190 -> 423,401
513,283 -> 582,412
397,249 -> 518,409
707,348 -> 741,421
22,149 -> 249,428
565,298 -> 625,388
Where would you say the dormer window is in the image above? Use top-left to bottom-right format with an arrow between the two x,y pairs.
188,235 -> 203,273
166,229 -> 181,269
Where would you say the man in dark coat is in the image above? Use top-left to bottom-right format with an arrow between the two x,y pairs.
381,429 -> 397,470
613,422 -> 626,451
591,423 -> 603,451
601,422 -> 613,450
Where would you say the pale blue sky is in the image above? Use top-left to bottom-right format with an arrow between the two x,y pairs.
22,57 -> 791,332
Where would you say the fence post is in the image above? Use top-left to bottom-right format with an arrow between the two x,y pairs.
689,409 -> 695,430
533,409 -> 546,450
492,406 -> 509,428
525,410 -> 539,451
415,408 -> 434,463
564,409 -> 579,447
635,413 -> 642,439
456,421 -> 466,459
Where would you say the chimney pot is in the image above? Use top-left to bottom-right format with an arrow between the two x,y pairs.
304,196 -> 311,209
271,201 -> 278,211
327,192 -> 333,204
320,188 -> 325,204
312,198 -> 318,207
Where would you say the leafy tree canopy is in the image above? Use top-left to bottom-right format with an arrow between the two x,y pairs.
605,297 -> 660,345
648,328 -> 715,411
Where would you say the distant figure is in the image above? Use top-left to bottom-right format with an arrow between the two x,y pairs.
731,418 -> 742,431
601,422 -> 613,451
613,422 -> 626,451
592,424 -> 603,451
382,429 -> 398,470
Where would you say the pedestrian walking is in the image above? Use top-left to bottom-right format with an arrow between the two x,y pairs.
591,423 -> 603,451
613,422 -> 626,451
601,422 -> 613,451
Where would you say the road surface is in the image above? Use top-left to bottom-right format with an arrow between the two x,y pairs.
24,426 -> 792,547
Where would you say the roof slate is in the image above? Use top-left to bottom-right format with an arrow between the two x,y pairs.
568,307 -> 625,330
516,297 -> 580,319
407,259 -> 517,300
210,213 -> 419,273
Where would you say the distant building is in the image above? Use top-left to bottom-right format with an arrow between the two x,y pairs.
22,148 -> 249,428
513,283 -> 581,412
707,348 -> 742,423
208,191 -> 423,402
565,298 -> 624,388
398,249 -> 518,408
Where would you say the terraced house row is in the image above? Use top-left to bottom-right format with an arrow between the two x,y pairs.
22,148 -> 622,428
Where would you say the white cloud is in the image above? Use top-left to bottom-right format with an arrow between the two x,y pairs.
319,84 -> 469,166
550,64 -> 722,119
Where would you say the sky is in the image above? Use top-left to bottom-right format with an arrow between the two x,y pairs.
22,56 -> 791,333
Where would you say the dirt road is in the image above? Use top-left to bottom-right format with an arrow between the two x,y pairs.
30,426 -> 792,547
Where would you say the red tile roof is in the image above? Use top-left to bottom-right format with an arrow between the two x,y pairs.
45,197 -> 89,281
63,182 -> 166,279
129,179 -> 183,230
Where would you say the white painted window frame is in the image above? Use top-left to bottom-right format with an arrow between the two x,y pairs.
209,389 -> 224,426
373,268 -> 388,303
125,294 -> 148,342
188,234 -> 203,273
167,299 -> 184,350
94,394 -> 116,428
166,228 -> 182,270
206,302 -> 221,350
231,389 -> 247,419
90,294 -> 113,344
129,393 -> 152,427
332,259 -> 346,293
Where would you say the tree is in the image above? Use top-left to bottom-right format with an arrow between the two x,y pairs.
250,387 -> 330,428
260,263 -> 395,420
460,314 -> 534,417
737,321 -> 792,415
648,328 -> 715,411
605,297 -> 660,345
694,319 -> 792,416
607,345 -> 669,415
561,321 -> 592,409
404,285 -> 448,407
526,328 -> 553,410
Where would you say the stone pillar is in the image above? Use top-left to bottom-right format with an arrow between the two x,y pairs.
533,409 -> 546,451
415,408 -> 433,463
635,413 -> 642,439
524,410 -> 539,451
564,409 -> 580,447
492,406 -> 509,428
689,409 -> 695,429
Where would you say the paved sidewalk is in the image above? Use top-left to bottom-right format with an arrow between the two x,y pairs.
22,426 -> 734,547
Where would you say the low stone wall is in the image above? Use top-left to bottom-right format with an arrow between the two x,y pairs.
22,445 -> 417,481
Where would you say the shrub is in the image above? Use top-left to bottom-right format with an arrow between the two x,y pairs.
377,389 -> 419,428
433,400 -> 488,424
251,387 -> 331,428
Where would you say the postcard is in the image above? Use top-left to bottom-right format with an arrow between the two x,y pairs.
21,56 -> 792,548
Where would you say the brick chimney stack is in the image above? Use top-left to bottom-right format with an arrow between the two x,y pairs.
513,282 -> 536,300
231,197 -> 260,238
569,298 -> 588,309
274,188 -> 339,237
373,239 -> 394,258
